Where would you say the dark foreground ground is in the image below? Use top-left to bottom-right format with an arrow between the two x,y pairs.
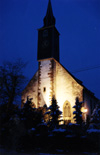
0,135 -> 100,155
0,148 -> 99,155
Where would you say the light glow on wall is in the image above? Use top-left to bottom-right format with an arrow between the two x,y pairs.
81,107 -> 88,113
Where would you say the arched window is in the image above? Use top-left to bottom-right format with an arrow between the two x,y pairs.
63,102 -> 71,118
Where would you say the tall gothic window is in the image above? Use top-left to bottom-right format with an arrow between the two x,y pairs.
63,102 -> 71,118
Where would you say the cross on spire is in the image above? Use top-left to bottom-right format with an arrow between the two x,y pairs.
44,0 -> 56,27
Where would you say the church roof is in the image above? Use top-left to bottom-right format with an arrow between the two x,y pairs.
43,0 -> 56,27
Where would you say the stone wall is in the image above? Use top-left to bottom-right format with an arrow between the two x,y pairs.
38,59 -> 56,107
83,89 -> 98,116
38,58 -> 83,122
21,71 -> 38,108
21,58 -> 98,122
55,60 -> 83,123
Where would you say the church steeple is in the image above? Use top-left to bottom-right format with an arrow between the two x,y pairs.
43,0 -> 56,27
37,0 -> 59,62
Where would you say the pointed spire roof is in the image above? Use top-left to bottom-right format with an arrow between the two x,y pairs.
43,0 -> 56,27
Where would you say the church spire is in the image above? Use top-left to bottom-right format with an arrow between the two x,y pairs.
43,0 -> 56,27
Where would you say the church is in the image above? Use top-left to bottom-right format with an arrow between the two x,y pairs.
21,0 -> 98,123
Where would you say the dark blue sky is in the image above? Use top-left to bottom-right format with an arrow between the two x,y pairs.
0,0 -> 100,99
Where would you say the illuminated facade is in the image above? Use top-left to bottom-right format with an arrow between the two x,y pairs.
22,0 -> 98,123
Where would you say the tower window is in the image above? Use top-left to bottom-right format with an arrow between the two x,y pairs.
43,30 -> 48,37
43,87 -> 46,92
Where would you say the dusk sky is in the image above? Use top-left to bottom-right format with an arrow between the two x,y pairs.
0,0 -> 100,99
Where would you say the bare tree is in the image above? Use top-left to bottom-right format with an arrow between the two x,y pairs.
0,59 -> 27,106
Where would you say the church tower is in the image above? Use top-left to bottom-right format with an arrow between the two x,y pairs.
37,0 -> 59,61
37,0 -> 59,107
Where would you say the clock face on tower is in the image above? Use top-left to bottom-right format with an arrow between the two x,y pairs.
42,40 -> 49,48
